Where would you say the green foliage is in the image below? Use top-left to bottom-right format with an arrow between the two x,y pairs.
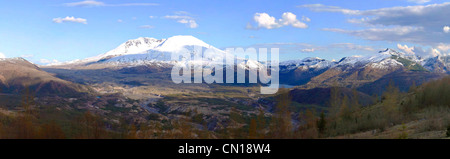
397,124 -> 408,139
391,55 -> 428,71
414,77 -> 450,108
317,112 -> 326,136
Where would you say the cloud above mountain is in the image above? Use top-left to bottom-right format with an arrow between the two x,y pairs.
247,12 -> 309,29
444,26 -> 450,33
164,12 -> 198,28
139,25 -> 155,29
406,0 -> 431,4
397,43 -> 442,58
53,16 -> 87,24
299,2 -> 450,55
242,42 -> 376,54
63,0 -> 158,7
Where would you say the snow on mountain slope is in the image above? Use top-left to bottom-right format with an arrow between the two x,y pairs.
337,49 -> 394,67
100,35 -> 238,67
280,57 -> 335,71
279,49 -> 406,72
422,56 -> 449,73
367,58 -> 403,69
50,35 -> 264,70
335,48 -> 419,70
86,37 -> 165,62
153,35 -> 213,52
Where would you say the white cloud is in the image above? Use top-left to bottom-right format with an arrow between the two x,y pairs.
164,12 -> 198,28
397,44 -> 415,55
176,19 -> 198,28
444,26 -> 450,33
111,3 -> 158,7
298,4 -> 361,15
253,13 -> 282,29
301,48 -> 315,52
301,16 -> 311,22
250,12 -> 308,29
149,16 -> 156,19
301,3 -> 450,47
117,19 -> 123,23
139,25 -> 154,29
414,47 -> 441,57
430,48 -> 441,57
242,43 -> 317,54
174,11 -> 190,15
437,43 -> 450,52
245,42 -> 375,54
406,0 -> 431,4
64,0 -> 104,7
63,1 -> 158,7
331,43 -> 375,51
323,26 -> 423,42
0,52 -> 6,58
164,15 -> 192,20
280,12 -> 308,28
397,43 -> 441,57
53,16 -> 87,24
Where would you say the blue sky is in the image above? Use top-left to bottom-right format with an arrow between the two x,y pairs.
1,0 -> 450,64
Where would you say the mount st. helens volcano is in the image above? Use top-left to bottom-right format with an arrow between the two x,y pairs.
48,35 -> 263,71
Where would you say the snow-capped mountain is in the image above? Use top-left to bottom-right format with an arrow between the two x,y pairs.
279,49 -> 409,73
280,57 -> 336,72
52,35 -> 263,70
76,35 -> 224,65
280,48 -> 437,87
334,48 -> 419,70
85,37 -> 166,63
279,57 -> 336,85
422,56 -> 450,73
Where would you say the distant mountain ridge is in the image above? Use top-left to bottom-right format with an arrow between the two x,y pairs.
46,36 -> 449,76
40,35 -> 449,95
280,48 -> 448,93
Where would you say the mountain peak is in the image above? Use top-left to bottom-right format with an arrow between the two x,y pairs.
379,48 -> 400,55
154,35 -> 211,52
51,35 -> 224,67
123,37 -> 163,48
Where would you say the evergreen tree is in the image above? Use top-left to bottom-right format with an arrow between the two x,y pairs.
317,112 -> 326,137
